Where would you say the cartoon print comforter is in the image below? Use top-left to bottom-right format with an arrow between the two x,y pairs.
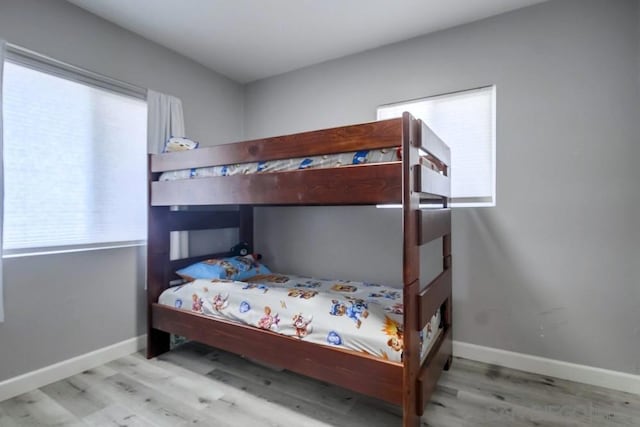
158,273 -> 442,363
158,148 -> 401,181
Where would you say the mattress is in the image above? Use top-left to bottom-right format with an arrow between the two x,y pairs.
158,273 -> 442,363
158,148 -> 402,181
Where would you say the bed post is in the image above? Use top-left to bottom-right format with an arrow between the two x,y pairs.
147,155 -> 171,358
442,180 -> 453,371
401,112 -> 421,427
238,205 -> 254,252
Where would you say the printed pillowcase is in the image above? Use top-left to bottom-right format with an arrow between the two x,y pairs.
176,255 -> 270,282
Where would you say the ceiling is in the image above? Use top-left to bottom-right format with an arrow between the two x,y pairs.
67,0 -> 548,83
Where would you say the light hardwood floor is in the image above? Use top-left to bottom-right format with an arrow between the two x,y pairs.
0,341 -> 638,426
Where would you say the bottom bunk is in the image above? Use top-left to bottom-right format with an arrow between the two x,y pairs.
148,271 -> 452,412
150,303 -> 451,407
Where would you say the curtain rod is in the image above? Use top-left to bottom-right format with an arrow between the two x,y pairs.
6,42 -> 147,98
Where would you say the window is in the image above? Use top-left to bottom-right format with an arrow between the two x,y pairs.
2,56 -> 147,256
377,86 -> 496,207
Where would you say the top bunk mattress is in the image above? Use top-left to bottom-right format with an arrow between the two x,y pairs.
158,272 -> 441,363
158,148 -> 401,181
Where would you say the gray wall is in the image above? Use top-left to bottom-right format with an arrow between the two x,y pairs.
1,0 -> 638,383
246,0 -> 640,374
0,0 -> 244,381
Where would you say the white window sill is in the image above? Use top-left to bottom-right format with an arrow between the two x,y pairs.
2,241 -> 147,259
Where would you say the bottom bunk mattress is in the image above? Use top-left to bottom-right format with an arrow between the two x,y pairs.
158,273 -> 441,363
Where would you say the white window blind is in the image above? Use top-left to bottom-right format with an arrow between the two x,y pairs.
377,86 -> 496,207
2,60 -> 147,255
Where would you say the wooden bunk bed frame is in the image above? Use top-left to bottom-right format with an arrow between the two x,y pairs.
147,112 -> 453,427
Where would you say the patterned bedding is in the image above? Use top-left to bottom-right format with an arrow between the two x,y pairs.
158,273 -> 442,363
158,148 -> 402,181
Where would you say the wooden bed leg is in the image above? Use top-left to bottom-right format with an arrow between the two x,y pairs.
402,277 -> 422,427
442,297 -> 453,372
403,411 -> 421,427
146,327 -> 170,359
444,355 -> 453,371
442,229 -> 453,373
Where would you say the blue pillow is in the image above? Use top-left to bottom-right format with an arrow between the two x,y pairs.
176,255 -> 271,282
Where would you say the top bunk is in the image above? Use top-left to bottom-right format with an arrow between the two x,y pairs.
149,113 -> 450,206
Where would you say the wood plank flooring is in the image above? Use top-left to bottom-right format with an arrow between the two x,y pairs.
1,341 -> 638,426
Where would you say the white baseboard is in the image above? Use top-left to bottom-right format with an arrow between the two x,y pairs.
2,336 -> 637,403
0,335 -> 146,402
453,340 -> 640,395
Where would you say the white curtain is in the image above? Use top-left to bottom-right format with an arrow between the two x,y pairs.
147,90 -> 188,260
0,40 -> 6,322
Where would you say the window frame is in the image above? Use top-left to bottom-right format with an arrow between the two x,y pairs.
377,85 -> 497,208
2,44 -> 148,258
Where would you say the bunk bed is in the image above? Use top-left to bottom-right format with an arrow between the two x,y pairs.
147,112 -> 453,427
